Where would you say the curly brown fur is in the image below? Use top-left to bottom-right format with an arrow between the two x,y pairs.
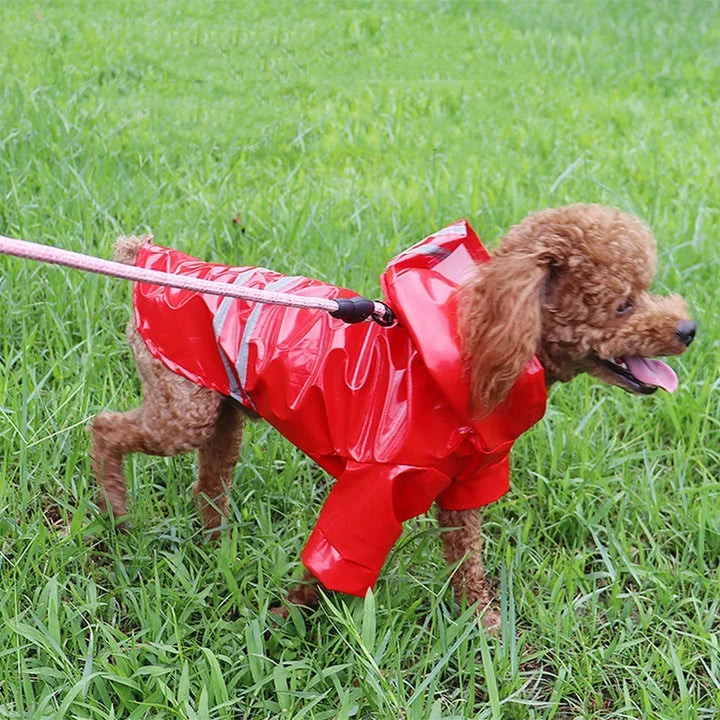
462,204 -> 692,413
91,206 -> 694,625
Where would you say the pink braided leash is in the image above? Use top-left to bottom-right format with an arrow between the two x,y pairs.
0,234 -> 394,325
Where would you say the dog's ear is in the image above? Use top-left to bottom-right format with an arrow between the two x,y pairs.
461,248 -> 550,417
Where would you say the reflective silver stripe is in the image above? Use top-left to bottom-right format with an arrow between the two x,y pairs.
394,242 -> 452,264
212,269 -> 259,408
212,268 -> 256,337
432,223 -> 464,237
235,276 -> 301,390
218,344 -> 249,405
413,244 -> 451,260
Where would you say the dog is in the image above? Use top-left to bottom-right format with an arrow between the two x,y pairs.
91,204 -> 695,628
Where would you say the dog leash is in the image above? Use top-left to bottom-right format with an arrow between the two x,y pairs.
0,234 -> 395,326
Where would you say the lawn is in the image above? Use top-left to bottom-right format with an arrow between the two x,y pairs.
1,1 -> 719,717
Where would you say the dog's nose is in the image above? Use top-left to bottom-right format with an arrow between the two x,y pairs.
675,320 -> 697,347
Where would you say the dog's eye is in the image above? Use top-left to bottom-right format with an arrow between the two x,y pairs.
616,298 -> 635,315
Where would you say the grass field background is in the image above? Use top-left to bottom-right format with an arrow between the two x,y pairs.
1,1 -> 719,717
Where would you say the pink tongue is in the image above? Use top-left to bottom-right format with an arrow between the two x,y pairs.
625,357 -> 678,393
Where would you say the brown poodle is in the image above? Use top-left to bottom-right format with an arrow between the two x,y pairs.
91,204 -> 695,628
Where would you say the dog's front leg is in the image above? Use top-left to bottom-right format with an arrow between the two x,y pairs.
270,570 -> 321,618
436,507 -> 501,630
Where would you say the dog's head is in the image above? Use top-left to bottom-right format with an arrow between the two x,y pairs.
461,204 -> 695,416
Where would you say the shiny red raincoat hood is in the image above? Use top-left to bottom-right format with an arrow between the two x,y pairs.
134,221 -> 547,595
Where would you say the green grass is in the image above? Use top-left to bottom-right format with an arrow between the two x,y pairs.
1,0 -> 719,717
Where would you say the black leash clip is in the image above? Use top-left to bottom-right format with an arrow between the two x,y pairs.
330,297 -> 395,327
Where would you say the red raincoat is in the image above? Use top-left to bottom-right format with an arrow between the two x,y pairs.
134,221 -> 547,596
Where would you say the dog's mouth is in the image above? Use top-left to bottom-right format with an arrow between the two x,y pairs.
597,356 -> 678,395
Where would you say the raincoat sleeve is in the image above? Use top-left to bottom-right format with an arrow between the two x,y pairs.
301,461 -> 453,597
434,451 -> 512,511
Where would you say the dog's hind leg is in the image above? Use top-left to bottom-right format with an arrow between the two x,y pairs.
194,398 -> 245,536
436,507 -> 501,631
90,405 -> 151,521
90,322 -> 228,526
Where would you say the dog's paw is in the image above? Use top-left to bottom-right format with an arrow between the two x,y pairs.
476,606 -> 502,634
269,603 -> 290,619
